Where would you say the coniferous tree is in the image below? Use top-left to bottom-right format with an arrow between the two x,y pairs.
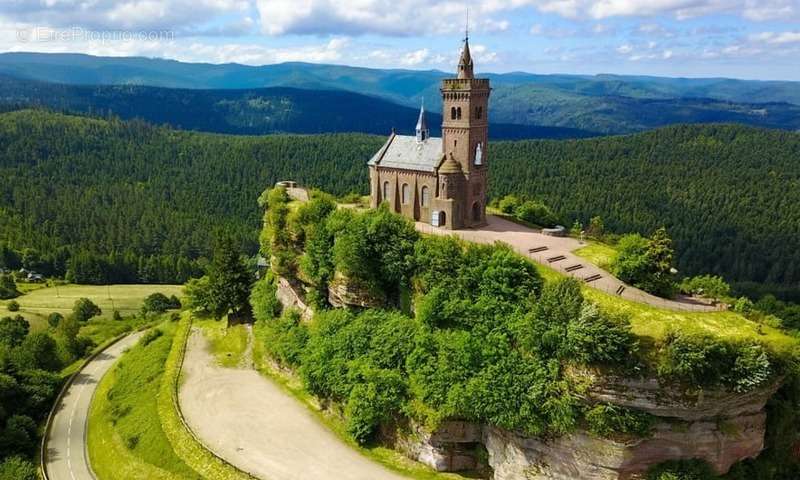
207,235 -> 253,320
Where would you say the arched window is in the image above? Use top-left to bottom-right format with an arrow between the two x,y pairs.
451,107 -> 457,120
402,184 -> 410,205
475,106 -> 482,119
421,186 -> 430,207
382,181 -> 389,201
456,107 -> 462,119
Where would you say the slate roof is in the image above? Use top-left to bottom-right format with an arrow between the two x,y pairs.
368,134 -> 443,173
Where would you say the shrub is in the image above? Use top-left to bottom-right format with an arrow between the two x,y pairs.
344,362 -> 406,444
142,292 -> 173,314
263,310 -> 308,368
47,312 -> 64,328
73,297 -> 101,322
113,310 -> 123,321
611,229 -> 677,298
657,332 -> 772,392
497,195 -> 522,214
585,404 -> 654,438
515,200 -> 558,227
6,300 -> 19,312
139,328 -> 163,347
680,275 -> 731,301
646,459 -> 717,480
250,274 -> 282,322
565,304 -> 637,366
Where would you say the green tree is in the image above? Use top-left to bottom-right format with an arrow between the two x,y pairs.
72,298 -> 101,322
47,312 -> 64,328
207,236 -> 253,319
0,316 -> 29,348
0,456 -> 37,480
0,275 -> 18,300
612,228 -> 677,298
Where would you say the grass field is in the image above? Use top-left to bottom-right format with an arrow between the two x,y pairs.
574,242 -> 618,270
196,318 -> 250,368
88,319 -> 200,480
0,284 -> 182,330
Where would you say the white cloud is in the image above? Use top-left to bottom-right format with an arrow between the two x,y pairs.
750,31 -> 800,45
616,43 -> 633,54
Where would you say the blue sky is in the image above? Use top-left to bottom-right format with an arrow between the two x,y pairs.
1,1 -> 799,80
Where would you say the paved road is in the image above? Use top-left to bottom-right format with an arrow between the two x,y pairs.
179,329 -> 407,480
45,331 -> 145,480
417,215 -> 717,312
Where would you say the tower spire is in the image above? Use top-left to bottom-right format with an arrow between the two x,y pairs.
415,98 -> 429,142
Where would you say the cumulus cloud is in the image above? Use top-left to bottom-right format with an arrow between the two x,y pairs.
1,0 -> 250,32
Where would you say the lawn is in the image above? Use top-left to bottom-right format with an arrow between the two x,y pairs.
0,284 -> 183,330
574,241 -> 617,270
88,319 -> 201,480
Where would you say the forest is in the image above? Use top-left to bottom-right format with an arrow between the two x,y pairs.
0,109 -> 799,299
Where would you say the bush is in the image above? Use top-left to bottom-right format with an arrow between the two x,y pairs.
6,301 -> 19,312
47,312 -> 64,328
0,456 -> 37,480
646,459 -> 717,480
142,292 -> 173,314
515,200 -> 558,227
250,274 -> 282,322
497,195 -> 521,214
72,297 -> 101,322
565,304 -> 637,366
263,310 -> 308,368
611,229 -> 677,298
344,362 -> 406,444
679,275 -> 731,301
584,404 -> 654,438
113,310 -> 123,321
657,332 -> 772,392
139,328 -> 163,347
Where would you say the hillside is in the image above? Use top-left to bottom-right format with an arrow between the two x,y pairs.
0,75 -> 590,139
2,53 -> 800,135
0,110 -> 798,298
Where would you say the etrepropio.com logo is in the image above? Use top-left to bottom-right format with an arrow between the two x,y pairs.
15,27 -> 174,44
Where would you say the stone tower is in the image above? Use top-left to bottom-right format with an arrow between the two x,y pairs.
441,35 -> 490,227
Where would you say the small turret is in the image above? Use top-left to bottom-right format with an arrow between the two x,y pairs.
415,102 -> 429,142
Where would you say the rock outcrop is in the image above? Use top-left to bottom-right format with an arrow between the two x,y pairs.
403,374 -> 780,480
275,276 -> 314,321
396,421 -> 485,472
327,274 -> 386,309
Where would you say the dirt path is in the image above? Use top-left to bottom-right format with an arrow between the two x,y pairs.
179,329 -> 408,480
417,215 -> 716,312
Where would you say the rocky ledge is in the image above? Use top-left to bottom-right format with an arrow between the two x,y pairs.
402,374 -> 781,479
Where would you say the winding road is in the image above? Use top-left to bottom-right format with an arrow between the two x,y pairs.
44,331 -> 144,480
179,329 -> 406,480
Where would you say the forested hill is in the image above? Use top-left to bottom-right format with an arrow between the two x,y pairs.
1,109 -> 799,298
0,75 -> 591,140
2,53 -> 800,135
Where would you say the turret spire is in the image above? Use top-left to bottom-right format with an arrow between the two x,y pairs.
415,99 -> 429,142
